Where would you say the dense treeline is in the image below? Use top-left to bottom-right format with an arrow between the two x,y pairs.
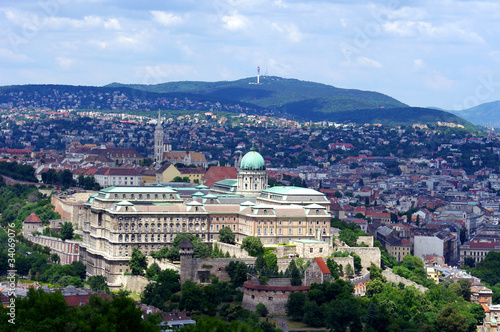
0,182 -> 60,229
0,162 -> 37,182
469,251 -> 500,304
0,288 -> 161,331
285,264 -> 484,331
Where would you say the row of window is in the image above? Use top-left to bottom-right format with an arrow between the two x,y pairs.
113,193 -> 175,199
257,227 -> 327,235
118,233 -> 207,242
118,223 -> 206,231
118,216 -> 206,222
211,216 -> 237,222
257,220 -> 327,226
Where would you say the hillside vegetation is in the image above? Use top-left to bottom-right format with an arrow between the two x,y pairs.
107,76 -> 407,113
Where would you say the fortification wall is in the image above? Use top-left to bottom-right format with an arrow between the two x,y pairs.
357,236 -> 374,247
241,282 -> 310,315
332,257 -> 354,271
382,268 -> 428,293
147,257 -> 180,271
341,247 -> 381,269
115,275 -> 150,293
186,257 -> 257,283
215,242 -> 251,258
274,245 -> 297,258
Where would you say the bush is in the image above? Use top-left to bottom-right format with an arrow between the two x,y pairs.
256,302 -> 268,317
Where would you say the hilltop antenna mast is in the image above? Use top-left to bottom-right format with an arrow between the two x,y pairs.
257,66 -> 260,84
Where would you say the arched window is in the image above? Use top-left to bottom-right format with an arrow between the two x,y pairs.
118,234 -> 123,241
118,223 -> 122,231
125,234 -> 129,241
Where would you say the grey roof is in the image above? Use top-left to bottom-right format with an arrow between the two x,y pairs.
179,237 -> 193,249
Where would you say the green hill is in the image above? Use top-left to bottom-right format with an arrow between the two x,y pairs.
448,101 -> 500,127
0,78 -> 478,128
107,76 -> 407,113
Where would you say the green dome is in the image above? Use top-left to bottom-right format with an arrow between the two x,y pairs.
240,148 -> 265,170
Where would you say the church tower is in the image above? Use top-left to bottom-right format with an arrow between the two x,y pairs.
154,110 -> 164,164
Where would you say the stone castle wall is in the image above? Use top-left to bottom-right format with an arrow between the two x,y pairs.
241,281 -> 310,315
332,257 -> 354,271
215,242 -> 251,258
182,257 -> 257,283
274,245 -> 298,258
27,235 -> 80,265
147,257 -> 180,271
115,274 -> 150,293
341,247 -> 381,269
382,268 -> 428,293
357,236 -> 374,247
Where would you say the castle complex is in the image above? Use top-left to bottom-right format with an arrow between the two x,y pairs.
79,148 -> 332,287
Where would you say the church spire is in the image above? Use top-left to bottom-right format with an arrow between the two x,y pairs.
154,110 -> 164,165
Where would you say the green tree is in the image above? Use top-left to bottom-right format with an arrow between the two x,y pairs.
241,236 -> 264,256
219,227 -> 236,244
141,269 -> 180,311
145,262 -> 161,279
50,253 -> 60,264
324,298 -> 362,332
87,275 -> 109,293
255,255 -> 266,271
60,221 -> 74,241
256,302 -> 268,317
285,291 -> 306,320
302,301 -> 324,327
130,247 -> 148,276
179,280 -> 206,312
435,304 -> 473,332
264,252 -> 277,271
288,260 -> 302,286
458,279 -> 472,302
225,261 -> 248,287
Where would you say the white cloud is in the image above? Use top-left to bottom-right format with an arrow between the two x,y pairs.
0,48 -> 33,63
342,56 -> 383,68
382,20 -> 484,43
413,58 -> 425,71
425,74 -> 454,91
134,64 -> 197,82
221,13 -> 249,31
271,22 -> 303,42
151,11 -> 183,27
56,57 -> 75,70
2,9 -> 121,31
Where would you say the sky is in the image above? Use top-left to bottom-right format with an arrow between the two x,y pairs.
1,0 -> 500,111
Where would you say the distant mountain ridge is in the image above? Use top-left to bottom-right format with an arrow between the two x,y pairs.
106,76 -> 407,114
448,101 -> 500,127
0,77 -> 477,128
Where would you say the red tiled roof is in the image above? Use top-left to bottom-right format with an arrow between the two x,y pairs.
64,293 -> 110,307
481,303 -> 490,313
24,212 -> 42,224
202,166 -> 237,187
314,257 -> 331,274
464,239 -> 500,249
